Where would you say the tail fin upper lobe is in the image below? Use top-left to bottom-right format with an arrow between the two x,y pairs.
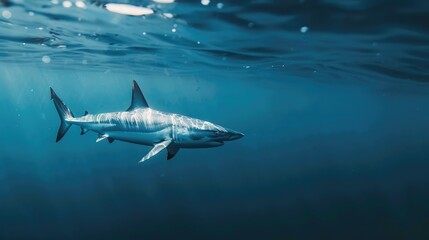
50,87 -> 74,142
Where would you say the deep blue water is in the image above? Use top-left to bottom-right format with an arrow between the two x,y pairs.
1,0 -> 429,239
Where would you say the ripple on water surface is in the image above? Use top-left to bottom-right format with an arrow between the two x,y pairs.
0,0 -> 428,83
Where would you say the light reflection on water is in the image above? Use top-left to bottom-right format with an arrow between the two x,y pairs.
0,0 -> 427,83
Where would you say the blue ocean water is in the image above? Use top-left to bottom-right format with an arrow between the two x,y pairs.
1,0 -> 429,239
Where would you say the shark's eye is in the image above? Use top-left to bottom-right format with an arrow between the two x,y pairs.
214,131 -> 220,136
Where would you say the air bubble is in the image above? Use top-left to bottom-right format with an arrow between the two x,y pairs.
152,0 -> 175,3
300,26 -> 309,33
2,10 -> 12,19
63,1 -> 72,8
42,56 -> 51,64
76,1 -> 86,8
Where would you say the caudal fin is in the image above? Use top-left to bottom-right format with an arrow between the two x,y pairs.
50,87 -> 74,142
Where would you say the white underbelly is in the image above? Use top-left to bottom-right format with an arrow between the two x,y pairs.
107,129 -> 170,146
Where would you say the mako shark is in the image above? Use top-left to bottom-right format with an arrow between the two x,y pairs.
50,80 -> 244,162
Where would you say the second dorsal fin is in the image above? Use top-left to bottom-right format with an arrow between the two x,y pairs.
126,80 -> 149,111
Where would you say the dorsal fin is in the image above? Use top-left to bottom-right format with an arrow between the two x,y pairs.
126,80 -> 149,111
83,110 -> 89,116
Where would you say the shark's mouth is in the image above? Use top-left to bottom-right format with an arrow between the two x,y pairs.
213,140 -> 225,146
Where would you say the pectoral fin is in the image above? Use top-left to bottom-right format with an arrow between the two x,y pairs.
96,134 -> 109,143
139,139 -> 172,163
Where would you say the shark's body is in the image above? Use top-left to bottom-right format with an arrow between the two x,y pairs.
50,80 -> 243,162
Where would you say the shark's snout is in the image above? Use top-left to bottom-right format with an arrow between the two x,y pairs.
226,129 -> 244,141
229,133 -> 244,140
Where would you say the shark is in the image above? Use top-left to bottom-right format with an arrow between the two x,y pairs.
50,80 -> 244,162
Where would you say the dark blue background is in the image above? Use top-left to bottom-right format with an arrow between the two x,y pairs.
1,0 -> 429,239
